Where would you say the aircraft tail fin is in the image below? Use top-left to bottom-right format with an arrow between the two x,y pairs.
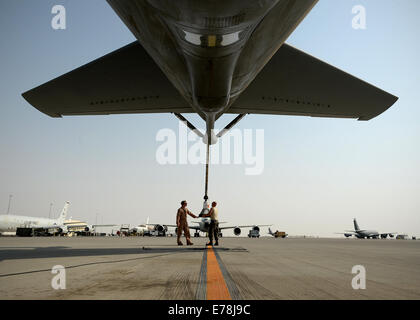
57,201 -> 70,224
146,216 -> 150,225
353,218 -> 360,231
268,227 -> 273,235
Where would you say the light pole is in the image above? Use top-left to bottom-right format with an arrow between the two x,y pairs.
49,203 -> 53,219
95,213 -> 99,236
6,195 -> 13,215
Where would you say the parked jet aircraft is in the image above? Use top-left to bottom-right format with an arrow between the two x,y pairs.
64,219 -> 117,234
0,202 -> 70,236
169,217 -> 270,238
129,217 -> 167,235
338,218 -> 396,239
137,205 -> 270,237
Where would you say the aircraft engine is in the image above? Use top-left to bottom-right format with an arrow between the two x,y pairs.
389,234 -> 395,238
344,233 -> 352,238
233,227 -> 241,236
154,224 -> 164,232
16,228 -> 33,237
381,234 -> 388,239
252,226 -> 260,232
57,226 -> 68,234
84,226 -> 90,232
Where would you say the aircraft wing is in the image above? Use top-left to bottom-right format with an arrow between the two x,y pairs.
22,41 -> 194,118
92,224 -> 118,227
150,224 -> 201,231
229,43 -> 398,121
181,223 -> 200,231
193,221 -> 227,224
219,224 -> 272,230
147,224 -> 178,228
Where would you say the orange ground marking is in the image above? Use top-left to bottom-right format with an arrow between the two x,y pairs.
206,245 -> 231,300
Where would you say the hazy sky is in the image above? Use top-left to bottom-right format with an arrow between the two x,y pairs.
0,0 -> 419,237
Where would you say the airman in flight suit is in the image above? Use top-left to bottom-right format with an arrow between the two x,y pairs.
176,200 -> 197,245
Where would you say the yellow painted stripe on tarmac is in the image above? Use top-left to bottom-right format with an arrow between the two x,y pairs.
206,245 -> 231,300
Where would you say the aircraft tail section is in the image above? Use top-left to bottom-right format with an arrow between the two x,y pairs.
229,43 -> 398,121
353,218 -> 360,231
58,201 -> 70,224
22,42 -> 193,118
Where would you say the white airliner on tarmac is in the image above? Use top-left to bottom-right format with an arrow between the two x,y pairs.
64,219 -> 117,234
133,218 -> 270,237
188,217 -> 270,238
0,201 -> 70,236
159,203 -> 271,238
129,217 -> 161,235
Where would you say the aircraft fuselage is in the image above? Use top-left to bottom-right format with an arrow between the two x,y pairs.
0,215 -> 62,232
355,230 -> 380,239
194,218 -> 212,233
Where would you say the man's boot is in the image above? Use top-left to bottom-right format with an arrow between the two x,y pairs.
187,240 -> 194,246
206,241 -> 213,246
177,237 -> 183,246
214,241 -> 219,246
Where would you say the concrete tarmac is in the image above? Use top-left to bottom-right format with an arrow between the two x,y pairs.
0,237 -> 419,300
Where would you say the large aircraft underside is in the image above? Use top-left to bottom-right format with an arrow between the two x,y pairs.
22,0 -> 398,145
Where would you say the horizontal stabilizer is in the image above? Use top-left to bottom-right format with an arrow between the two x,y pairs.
22,42 -> 193,117
229,43 -> 398,120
